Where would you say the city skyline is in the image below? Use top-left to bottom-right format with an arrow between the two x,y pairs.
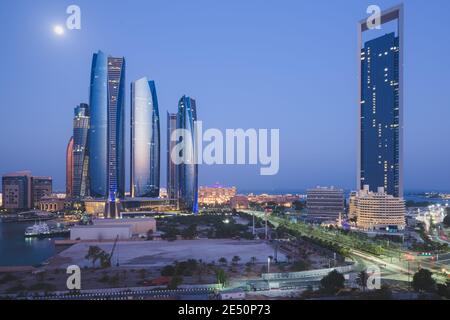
1,0 -> 449,192
1,1 -> 450,303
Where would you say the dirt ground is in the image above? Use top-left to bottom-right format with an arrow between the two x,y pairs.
48,239 -> 285,268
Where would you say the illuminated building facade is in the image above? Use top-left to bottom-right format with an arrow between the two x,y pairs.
247,194 -> 300,207
131,77 -> 160,198
72,103 -> 90,198
230,195 -> 250,210
353,185 -> 406,231
198,185 -> 237,206
358,5 -> 404,197
88,51 -> 126,205
176,96 -> 198,213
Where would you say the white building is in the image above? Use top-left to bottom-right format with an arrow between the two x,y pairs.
70,218 -> 156,240
352,185 -> 406,232
93,218 -> 156,236
70,224 -> 132,241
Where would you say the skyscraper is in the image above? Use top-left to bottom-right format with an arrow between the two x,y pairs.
167,112 -> 178,201
176,96 -> 198,213
358,5 -> 403,197
88,51 -> 126,202
72,103 -> 90,198
66,136 -> 74,198
130,77 -> 160,198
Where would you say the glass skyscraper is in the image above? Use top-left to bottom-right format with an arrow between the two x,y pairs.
72,103 -> 90,198
88,51 -> 126,201
358,5 -> 403,198
176,96 -> 198,213
167,112 -> 178,201
130,77 -> 160,198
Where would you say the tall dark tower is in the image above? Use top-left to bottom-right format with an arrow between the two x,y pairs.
357,5 -> 404,197
167,112 -> 178,202
176,96 -> 198,213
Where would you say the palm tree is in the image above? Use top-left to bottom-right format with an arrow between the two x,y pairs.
356,270 -> 369,292
218,257 -> 227,266
215,268 -> 228,288
85,246 -> 102,268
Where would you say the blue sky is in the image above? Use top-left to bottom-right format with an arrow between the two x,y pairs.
0,0 -> 449,192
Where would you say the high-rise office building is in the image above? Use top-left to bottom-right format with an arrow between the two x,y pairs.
130,77 -> 160,198
167,112 -> 178,201
66,136 -> 74,197
358,5 -> 404,197
2,171 -> 32,210
88,51 -> 126,203
72,103 -> 90,198
307,187 -> 345,221
176,96 -> 198,213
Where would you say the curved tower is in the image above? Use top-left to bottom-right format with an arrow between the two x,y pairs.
88,51 -> 108,198
131,77 -> 160,198
87,51 -> 126,201
177,95 -> 198,213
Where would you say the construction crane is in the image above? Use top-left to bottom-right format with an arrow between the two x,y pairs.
107,235 -> 119,267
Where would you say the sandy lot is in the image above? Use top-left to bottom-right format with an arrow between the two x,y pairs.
49,239 -> 285,268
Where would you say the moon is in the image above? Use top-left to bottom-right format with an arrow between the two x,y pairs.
53,25 -> 65,36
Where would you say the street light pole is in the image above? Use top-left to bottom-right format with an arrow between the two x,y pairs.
265,213 -> 268,240
252,214 -> 255,235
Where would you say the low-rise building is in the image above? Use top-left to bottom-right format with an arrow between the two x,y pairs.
70,217 -> 157,240
230,195 -> 250,210
70,224 -> 132,241
247,193 -> 300,207
198,184 -> 237,206
38,196 -> 66,212
93,218 -> 156,236
83,199 -> 106,216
